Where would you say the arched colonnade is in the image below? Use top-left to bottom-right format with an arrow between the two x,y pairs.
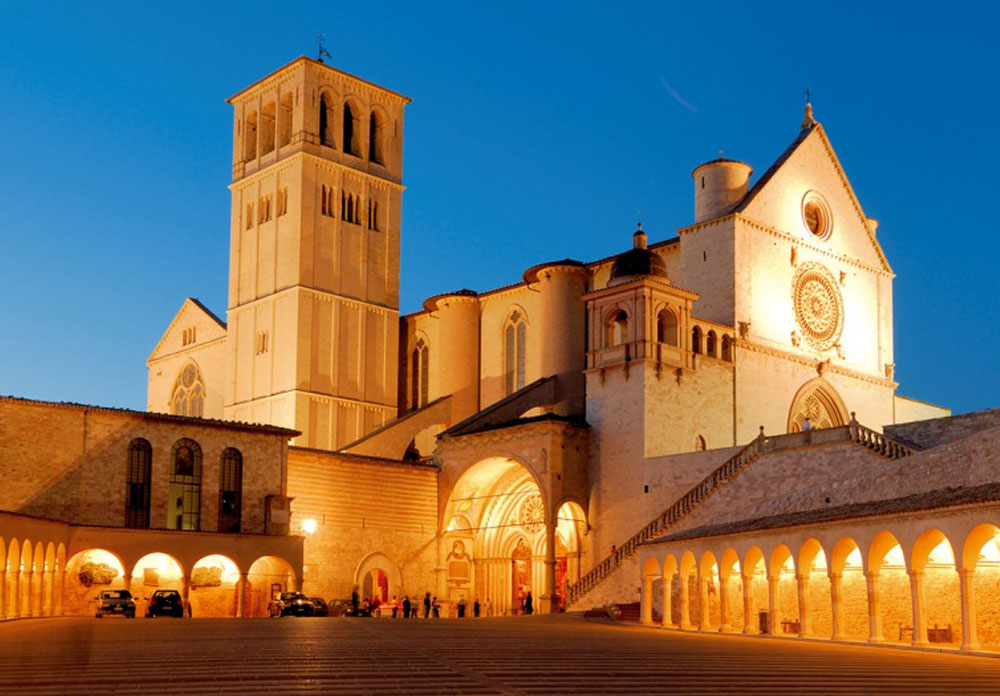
640,509 -> 1000,652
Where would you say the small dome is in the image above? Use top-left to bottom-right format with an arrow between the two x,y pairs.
608,223 -> 668,284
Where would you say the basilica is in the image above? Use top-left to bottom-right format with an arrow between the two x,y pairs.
3,56 -> 1000,653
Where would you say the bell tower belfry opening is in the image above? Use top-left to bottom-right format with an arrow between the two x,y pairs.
223,57 -> 410,449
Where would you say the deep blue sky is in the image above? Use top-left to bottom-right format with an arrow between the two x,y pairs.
0,2 -> 996,416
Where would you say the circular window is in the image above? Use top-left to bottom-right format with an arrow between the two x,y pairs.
801,191 -> 832,240
792,262 -> 844,350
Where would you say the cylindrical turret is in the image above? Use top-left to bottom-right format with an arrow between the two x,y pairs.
424,290 -> 480,421
523,261 -> 587,415
692,158 -> 753,223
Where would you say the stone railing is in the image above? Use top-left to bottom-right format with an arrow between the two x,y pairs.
565,415 -> 918,606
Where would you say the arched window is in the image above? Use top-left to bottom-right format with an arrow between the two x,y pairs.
244,110 -> 257,162
410,339 -> 429,410
706,330 -> 717,357
218,448 -> 243,534
694,435 -> 706,452
343,102 -> 360,156
168,439 -> 202,531
125,438 -> 152,529
260,100 -> 276,154
278,92 -> 293,148
721,334 -> 733,361
657,309 -> 679,347
171,362 -> 205,418
319,93 -> 334,147
369,110 -> 385,164
607,310 -> 628,347
692,326 -> 702,354
504,311 -> 527,396
347,194 -> 354,222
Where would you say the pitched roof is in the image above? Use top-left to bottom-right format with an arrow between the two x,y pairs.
147,297 -> 227,363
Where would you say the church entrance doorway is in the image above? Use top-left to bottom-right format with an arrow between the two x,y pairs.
511,539 -> 532,614
362,569 -> 389,605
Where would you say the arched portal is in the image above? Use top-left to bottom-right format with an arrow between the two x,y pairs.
190,555 -> 241,617
355,552 -> 401,613
963,523 -> 1000,649
247,556 -> 296,617
798,538 -> 832,637
65,549 -> 126,616
829,537 -> 867,640
442,456 -> 555,616
911,529 -> 960,646
743,546 -> 768,634
131,553 -> 184,616
555,501 -> 587,610
770,544 -> 799,635
787,378 -> 849,432
5,539 -> 19,619
868,531 -> 911,643
718,548 -> 743,633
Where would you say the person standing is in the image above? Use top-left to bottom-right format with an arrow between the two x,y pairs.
485,597 -> 493,617
351,586 -> 360,615
391,595 -> 399,618
457,596 -> 467,618
423,592 -> 431,618
473,598 -> 480,618
432,596 -> 440,618
402,595 -> 411,619
524,591 -> 533,615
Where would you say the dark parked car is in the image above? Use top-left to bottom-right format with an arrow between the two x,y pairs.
146,589 -> 185,618
309,597 -> 330,617
329,598 -> 372,617
96,590 -> 135,618
271,592 -> 315,617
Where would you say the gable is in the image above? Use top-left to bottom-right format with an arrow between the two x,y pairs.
738,124 -> 891,273
147,298 -> 227,363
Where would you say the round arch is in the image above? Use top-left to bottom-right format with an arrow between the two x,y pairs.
787,377 -> 849,433
64,548 -> 127,616
189,554 -> 242,617
911,528 -> 961,646
247,556 -> 296,618
354,552 -> 402,608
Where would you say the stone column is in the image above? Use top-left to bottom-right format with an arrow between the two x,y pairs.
181,575 -> 190,618
908,570 -> 928,646
8,569 -> 18,619
959,569 -> 980,651
865,572 -> 884,643
237,573 -> 248,618
697,574 -> 710,630
542,521 -> 558,615
41,569 -> 51,616
767,576 -> 779,635
741,575 -> 754,634
0,570 -> 5,619
661,573 -> 674,627
796,574 -> 810,637
57,570 -> 66,616
25,570 -> 35,617
828,572 -> 843,640
679,574 -> 692,629
641,576 -> 654,625
718,575 -> 731,632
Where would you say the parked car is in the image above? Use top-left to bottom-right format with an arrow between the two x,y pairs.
309,597 -> 330,617
146,589 -> 185,618
271,592 -> 315,617
96,590 -> 136,618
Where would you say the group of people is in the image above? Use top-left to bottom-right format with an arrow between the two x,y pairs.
351,588 -> 535,618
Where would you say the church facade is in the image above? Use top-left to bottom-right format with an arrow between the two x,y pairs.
10,57 -> 1000,650
144,56 -> 961,618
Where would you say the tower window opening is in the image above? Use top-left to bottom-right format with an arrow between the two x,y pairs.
245,203 -> 253,230
692,326 -> 702,354
343,102 -> 360,157
606,310 -> 628,347
657,309 -> 678,347
243,110 -> 257,162
277,187 -> 288,216
706,330 -> 717,357
278,92 -> 292,148
168,438 -> 202,531
368,199 -> 380,230
369,110 -> 385,165
721,334 -> 733,361
260,101 -> 276,155
319,94 -> 334,147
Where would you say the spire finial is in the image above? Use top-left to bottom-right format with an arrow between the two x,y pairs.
633,221 -> 647,249
802,87 -> 817,129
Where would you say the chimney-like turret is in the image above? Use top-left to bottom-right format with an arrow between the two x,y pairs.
692,158 -> 753,223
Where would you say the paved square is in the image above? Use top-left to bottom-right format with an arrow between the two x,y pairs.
1,616 -> 999,694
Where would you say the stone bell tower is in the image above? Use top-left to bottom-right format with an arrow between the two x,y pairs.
223,57 -> 410,450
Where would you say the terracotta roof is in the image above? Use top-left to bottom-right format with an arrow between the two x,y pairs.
0,395 -> 300,437
648,482 -> 1000,545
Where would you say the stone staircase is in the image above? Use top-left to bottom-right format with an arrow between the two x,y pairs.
566,416 -> 919,609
